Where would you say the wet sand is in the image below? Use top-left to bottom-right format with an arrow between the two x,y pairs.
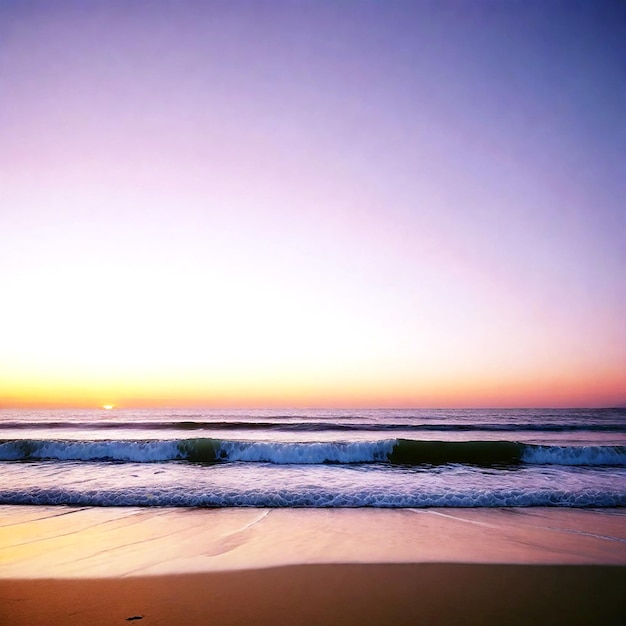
1,507 -> 625,625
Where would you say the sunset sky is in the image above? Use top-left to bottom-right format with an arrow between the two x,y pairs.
1,0 -> 625,409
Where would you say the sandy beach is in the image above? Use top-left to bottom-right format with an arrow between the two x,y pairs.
1,506 -> 625,625
3,563 -> 625,626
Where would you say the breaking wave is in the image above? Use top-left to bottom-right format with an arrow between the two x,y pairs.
1,438 -> 624,466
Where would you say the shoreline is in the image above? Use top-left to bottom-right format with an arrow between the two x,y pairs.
1,506 -> 625,577
1,506 -> 625,625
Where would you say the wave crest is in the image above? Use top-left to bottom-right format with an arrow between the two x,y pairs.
0,438 -> 624,466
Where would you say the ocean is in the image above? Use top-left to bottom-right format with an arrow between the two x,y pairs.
0,408 -> 624,508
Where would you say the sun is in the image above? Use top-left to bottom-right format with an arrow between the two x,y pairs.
102,404 -> 115,410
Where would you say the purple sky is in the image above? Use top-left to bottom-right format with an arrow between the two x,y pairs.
1,1 -> 625,407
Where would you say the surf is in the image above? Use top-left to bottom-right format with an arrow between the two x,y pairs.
1,438 -> 625,467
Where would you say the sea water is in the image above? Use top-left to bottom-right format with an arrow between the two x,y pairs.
0,408 -> 624,508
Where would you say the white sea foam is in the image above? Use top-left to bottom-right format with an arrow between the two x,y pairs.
0,439 -> 182,462
0,485 -> 624,508
1,439 -> 625,466
217,440 -> 395,464
523,445 -> 626,466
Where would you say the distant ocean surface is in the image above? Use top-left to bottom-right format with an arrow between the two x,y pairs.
1,408 -> 625,508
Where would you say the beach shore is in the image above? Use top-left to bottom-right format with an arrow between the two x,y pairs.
1,506 -> 625,625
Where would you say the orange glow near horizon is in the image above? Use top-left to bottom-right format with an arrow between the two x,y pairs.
1,363 -> 625,410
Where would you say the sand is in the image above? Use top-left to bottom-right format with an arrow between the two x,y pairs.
1,506 -> 625,625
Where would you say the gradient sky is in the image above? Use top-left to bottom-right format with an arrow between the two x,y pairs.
1,0 -> 625,408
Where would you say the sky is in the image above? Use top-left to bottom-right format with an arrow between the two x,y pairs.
1,0 -> 625,409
